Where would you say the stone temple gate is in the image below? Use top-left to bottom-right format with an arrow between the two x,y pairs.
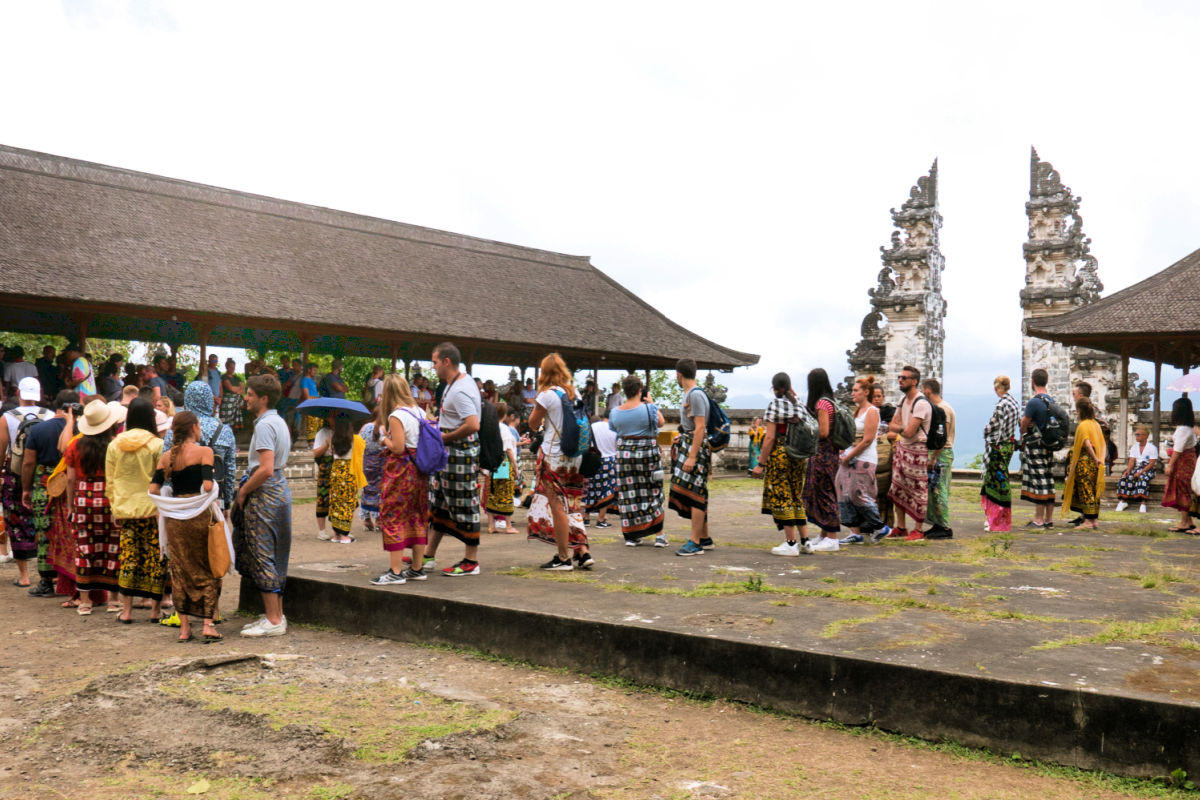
845,150 -> 1148,419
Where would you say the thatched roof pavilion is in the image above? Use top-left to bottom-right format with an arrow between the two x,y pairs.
1025,246 -> 1200,450
0,145 -> 758,375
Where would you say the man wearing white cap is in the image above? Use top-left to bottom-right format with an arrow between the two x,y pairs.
0,377 -> 53,582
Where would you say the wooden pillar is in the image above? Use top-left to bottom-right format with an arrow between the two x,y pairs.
1118,348 -> 1130,459
644,368 -> 651,392
197,325 -> 213,379
592,363 -> 600,415
71,313 -> 92,356
466,348 -> 477,374
300,334 -> 313,369
404,359 -> 412,381
1152,348 -> 1162,451
389,342 -> 398,373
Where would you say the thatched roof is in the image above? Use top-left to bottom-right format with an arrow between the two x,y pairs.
0,145 -> 758,370
1024,246 -> 1200,368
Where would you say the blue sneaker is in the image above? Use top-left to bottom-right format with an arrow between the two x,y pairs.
869,525 -> 892,543
838,533 -> 864,545
675,540 -> 705,557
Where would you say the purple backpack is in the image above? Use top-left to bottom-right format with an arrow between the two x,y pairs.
403,408 -> 448,475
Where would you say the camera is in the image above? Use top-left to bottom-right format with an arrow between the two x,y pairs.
68,403 -> 84,415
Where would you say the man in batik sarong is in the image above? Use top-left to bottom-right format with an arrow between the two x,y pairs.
921,379 -> 955,540
423,342 -> 483,577
669,358 -> 713,557
886,366 -> 931,541
1019,368 -> 1058,529
1,377 -> 54,588
20,391 -> 78,598
235,374 -> 293,638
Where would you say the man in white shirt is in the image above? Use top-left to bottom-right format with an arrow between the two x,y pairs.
0,377 -> 54,584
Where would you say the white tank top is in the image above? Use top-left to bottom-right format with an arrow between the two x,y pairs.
844,406 -> 878,465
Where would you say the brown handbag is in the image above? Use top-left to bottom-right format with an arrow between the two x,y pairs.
46,470 -> 69,499
208,506 -> 231,578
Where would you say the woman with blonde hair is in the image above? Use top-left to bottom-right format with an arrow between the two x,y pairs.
370,373 -> 431,585
981,375 -> 1019,532
527,353 -> 592,571
1062,397 -> 1104,529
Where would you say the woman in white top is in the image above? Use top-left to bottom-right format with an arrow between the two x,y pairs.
1162,398 -> 1197,533
583,416 -> 619,528
370,374 -> 430,585
486,402 -> 519,533
312,412 -> 360,544
526,353 -> 592,571
834,376 -> 888,543
1115,425 -> 1158,512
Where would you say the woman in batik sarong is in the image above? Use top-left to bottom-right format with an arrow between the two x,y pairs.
151,410 -> 222,641
313,412 -> 363,544
801,368 -> 842,544
1115,425 -> 1158,513
582,416 -> 618,528
358,406 -> 386,531
312,417 -> 334,540
486,402 -> 519,533
751,372 -> 811,554
1163,398 -> 1197,533
219,359 -> 245,432
608,375 -> 666,547
64,399 -> 126,615
106,399 -> 166,622
980,375 -> 1019,532
370,375 -> 430,585
527,353 -> 592,571
747,418 -> 765,475
1062,398 -> 1105,529
835,376 -> 888,544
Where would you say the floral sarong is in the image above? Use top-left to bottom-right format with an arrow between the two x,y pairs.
615,437 -> 665,541
980,440 -> 1014,532
888,442 -> 928,525
327,459 -> 358,534
486,477 -> 514,517
2,470 -> 36,561
1069,452 -> 1101,519
762,445 -> 807,530
380,451 -> 428,552
314,454 -> 333,519
429,434 -> 481,546
117,516 -> 167,600
1163,449 -> 1196,513
527,452 -> 588,551
925,446 -> 954,528
32,465 -> 58,583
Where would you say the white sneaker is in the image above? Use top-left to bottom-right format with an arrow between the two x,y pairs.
317,529 -> 333,541
771,541 -> 800,557
810,537 -> 840,553
240,614 -> 266,631
0,553 -> 12,564
495,519 -> 508,531
241,615 -> 287,637
625,539 -> 641,547
1139,504 -> 1147,513
1114,501 -> 1128,512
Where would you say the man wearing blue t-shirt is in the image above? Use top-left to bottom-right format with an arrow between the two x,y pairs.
1019,367 -> 1057,528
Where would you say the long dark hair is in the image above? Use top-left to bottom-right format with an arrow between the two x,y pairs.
125,398 -> 157,435
165,410 -> 199,482
1172,397 -> 1195,427
78,429 -> 115,477
771,372 -> 797,402
331,412 -> 353,457
806,368 -> 835,415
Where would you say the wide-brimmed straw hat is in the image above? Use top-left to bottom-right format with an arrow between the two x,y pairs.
78,399 -> 127,436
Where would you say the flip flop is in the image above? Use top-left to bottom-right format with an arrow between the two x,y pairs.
11,579 -> 30,587
177,633 -> 194,643
1168,527 -> 1191,533
105,604 -> 121,613
77,605 -> 93,616
61,599 -> 80,608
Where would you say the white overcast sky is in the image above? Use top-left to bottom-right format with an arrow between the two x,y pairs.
3,0 -> 1197,404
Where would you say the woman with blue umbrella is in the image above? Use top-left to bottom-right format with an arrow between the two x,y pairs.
300,398 -> 369,544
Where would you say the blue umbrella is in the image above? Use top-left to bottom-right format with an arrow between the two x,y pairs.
297,397 -> 372,419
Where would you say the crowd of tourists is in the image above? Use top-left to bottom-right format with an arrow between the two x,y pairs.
4,340 -> 1199,640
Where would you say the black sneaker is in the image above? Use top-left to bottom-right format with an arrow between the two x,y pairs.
699,537 -> 715,551
1068,516 -> 1084,525
28,580 -> 55,598
924,526 -> 953,540
575,551 -> 596,569
594,520 -> 612,529
540,555 -> 574,571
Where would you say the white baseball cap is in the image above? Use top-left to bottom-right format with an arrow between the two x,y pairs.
18,377 -> 41,401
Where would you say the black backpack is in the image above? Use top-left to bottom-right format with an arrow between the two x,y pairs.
916,395 -> 948,452
1035,394 -> 1070,451
205,423 -> 228,483
478,402 -> 506,473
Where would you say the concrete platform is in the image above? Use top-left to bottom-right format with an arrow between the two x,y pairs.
240,479 -> 1200,778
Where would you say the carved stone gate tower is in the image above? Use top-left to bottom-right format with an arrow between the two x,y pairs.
1021,148 -> 1132,415
846,160 -> 946,394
